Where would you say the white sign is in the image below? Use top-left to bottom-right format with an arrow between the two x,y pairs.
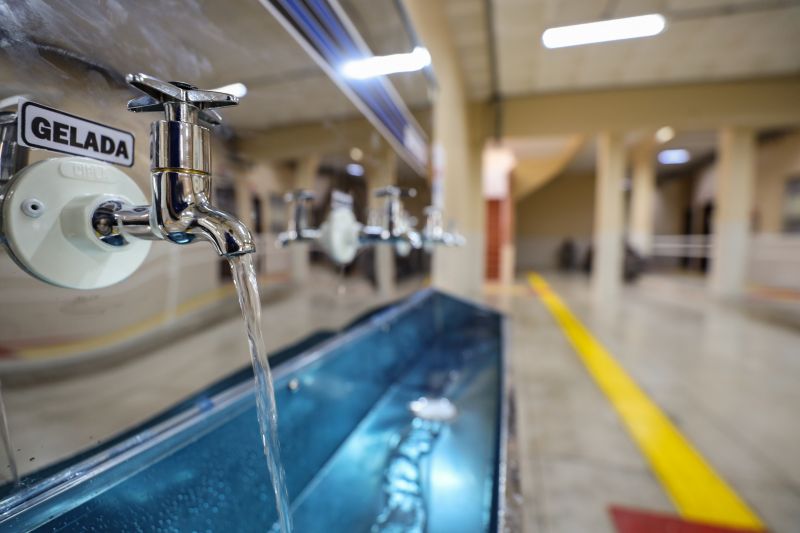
18,100 -> 135,167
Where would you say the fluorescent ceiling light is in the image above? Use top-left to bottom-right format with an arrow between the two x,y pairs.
542,14 -> 666,49
342,47 -> 431,79
658,149 -> 690,165
346,163 -> 364,176
212,83 -> 248,98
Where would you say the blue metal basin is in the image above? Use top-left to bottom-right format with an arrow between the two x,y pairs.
0,289 -> 506,532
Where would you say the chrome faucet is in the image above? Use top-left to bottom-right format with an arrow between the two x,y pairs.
96,73 -> 255,257
360,186 -> 422,250
421,206 -> 465,248
277,189 -> 320,247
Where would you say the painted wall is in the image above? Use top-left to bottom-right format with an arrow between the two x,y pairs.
654,176 -> 692,236
515,172 -> 595,270
754,131 -> 800,234
685,131 -> 800,234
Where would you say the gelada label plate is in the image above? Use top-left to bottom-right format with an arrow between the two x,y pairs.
17,100 -> 135,167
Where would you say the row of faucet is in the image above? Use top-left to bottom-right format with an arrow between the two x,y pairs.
277,185 -> 464,265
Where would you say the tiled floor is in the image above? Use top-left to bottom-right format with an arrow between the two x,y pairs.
3,270 -> 799,532
486,273 -> 800,533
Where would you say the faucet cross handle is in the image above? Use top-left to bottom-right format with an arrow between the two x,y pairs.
126,73 -> 238,126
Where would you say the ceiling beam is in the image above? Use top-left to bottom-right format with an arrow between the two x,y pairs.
502,76 -> 800,137
511,135 -> 585,201
237,116 -> 376,162
238,109 -> 432,163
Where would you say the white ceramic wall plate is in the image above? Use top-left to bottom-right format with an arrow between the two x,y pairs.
2,157 -> 151,289
318,207 -> 362,265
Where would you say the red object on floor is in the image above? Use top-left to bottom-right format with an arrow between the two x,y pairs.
610,506 -> 767,533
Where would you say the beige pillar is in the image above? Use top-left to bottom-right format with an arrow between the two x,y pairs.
592,132 -> 626,305
710,127 -> 755,298
290,155 -> 320,284
629,139 -> 656,256
404,0 -> 484,297
368,147 -> 397,296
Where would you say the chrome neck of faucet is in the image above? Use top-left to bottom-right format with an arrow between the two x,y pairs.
277,189 -> 320,246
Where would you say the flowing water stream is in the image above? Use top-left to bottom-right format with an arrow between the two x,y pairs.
229,255 -> 293,533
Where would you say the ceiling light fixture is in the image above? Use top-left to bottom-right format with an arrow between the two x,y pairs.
655,126 -> 675,144
542,14 -> 666,49
349,147 -> 363,161
342,47 -> 431,80
212,82 -> 248,98
658,149 -> 690,165
346,163 -> 365,176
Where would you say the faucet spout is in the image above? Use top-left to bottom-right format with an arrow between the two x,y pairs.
193,202 -> 255,257
113,169 -> 255,257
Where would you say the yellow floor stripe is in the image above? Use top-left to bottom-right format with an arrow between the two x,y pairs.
527,273 -> 764,530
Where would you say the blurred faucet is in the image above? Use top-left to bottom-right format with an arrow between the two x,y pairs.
421,206 -> 466,249
360,186 -> 422,250
99,73 -> 255,257
276,189 -> 320,247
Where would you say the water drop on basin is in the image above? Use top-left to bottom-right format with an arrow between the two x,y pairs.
408,397 -> 457,422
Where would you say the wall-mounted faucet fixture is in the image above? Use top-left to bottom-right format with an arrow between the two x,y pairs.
360,186 -> 422,255
0,74 -> 254,290
421,206 -> 466,251
277,189 -> 362,265
277,190 -> 320,247
112,74 -> 254,257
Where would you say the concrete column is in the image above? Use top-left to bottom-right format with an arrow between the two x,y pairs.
710,127 -> 755,298
592,132 -> 626,305
368,147 -> 397,296
290,154 -> 320,285
404,0 -> 484,297
629,139 -> 656,256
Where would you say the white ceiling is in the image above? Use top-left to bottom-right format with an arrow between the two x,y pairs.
453,0 -> 800,99
1,0 -> 797,146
